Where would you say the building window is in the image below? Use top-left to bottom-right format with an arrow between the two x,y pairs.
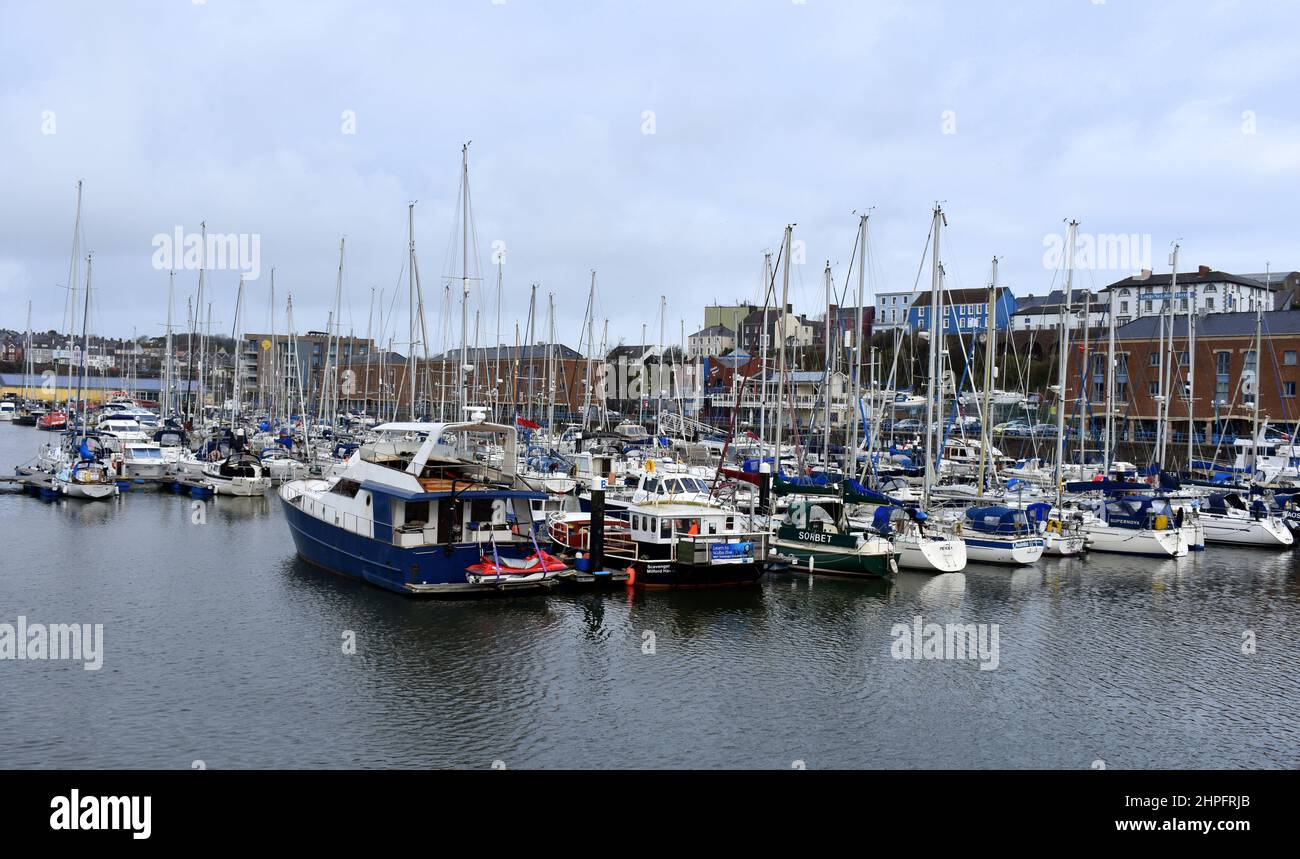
1286,351 -> 1297,366
1149,352 -> 1160,367
1148,381 -> 1159,396
1286,382 -> 1297,398
1144,300 -> 1153,312
1179,351 -> 1189,366
1245,350 -> 1257,374
1120,300 -> 1129,313
1206,297 -> 1215,310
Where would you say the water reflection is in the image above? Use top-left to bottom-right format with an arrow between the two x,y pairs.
0,425 -> 1297,768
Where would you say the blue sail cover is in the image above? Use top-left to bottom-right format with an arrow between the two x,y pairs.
777,472 -> 836,488
872,505 -> 909,535
741,457 -> 776,473
1025,502 -> 1052,524
78,439 -> 96,461
842,479 -> 904,506
1102,496 -> 1172,529
964,506 -> 1032,534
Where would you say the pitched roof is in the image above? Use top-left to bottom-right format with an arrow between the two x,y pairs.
910,286 -> 1010,309
1012,289 -> 1106,315
690,324 -> 734,338
1103,270 -> 1274,291
1115,310 -> 1300,341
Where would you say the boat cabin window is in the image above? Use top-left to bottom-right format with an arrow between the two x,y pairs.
330,478 -> 362,497
405,500 -> 430,527
469,498 -> 508,529
660,518 -> 671,539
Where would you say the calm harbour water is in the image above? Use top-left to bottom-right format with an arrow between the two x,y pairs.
1,425 -> 1297,769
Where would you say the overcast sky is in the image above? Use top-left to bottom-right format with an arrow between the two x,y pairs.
2,0 -> 1297,351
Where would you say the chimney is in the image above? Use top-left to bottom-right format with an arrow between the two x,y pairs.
1198,265 -> 1211,275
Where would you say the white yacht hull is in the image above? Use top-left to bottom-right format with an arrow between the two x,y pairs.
962,535 -> 1045,566
55,479 -> 118,499
1083,522 -> 1185,557
1200,513 -> 1294,547
897,533 -> 967,573
205,475 -> 273,496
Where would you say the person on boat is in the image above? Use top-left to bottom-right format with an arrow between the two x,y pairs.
688,520 -> 700,536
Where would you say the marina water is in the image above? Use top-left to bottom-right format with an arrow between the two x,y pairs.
1,425 -> 1296,769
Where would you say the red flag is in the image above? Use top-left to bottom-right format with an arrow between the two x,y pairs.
515,416 -> 540,430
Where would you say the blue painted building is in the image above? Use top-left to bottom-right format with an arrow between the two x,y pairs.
908,287 -> 1016,334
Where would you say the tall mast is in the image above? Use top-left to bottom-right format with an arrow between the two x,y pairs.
23,300 -> 32,402
494,256 -> 503,422
231,274 -> 245,422
851,215 -> 867,475
1185,260 -> 1196,470
774,226 -> 793,477
582,270 -> 597,429
408,202 -> 418,420
524,284 -> 537,423
977,256 -> 998,496
76,253 -> 92,435
163,270 -> 175,418
1103,273 -> 1117,474
63,180 -> 84,410
759,252 -> 773,456
363,287 -> 374,420
267,268 -> 277,420
546,292 -> 556,431
459,143 -> 472,417
1054,220 -> 1077,507
196,221 -> 207,421
1160,243 -> 1180,469
923,206 -> 942,508
1252,263 -> 1266,473
822,260 -> 833,468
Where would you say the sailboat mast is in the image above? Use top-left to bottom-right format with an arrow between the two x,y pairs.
408,203 -> 418,420
1252,263 -> 1266,474
923,206 -> 942,507
1054,220 -> 1077,508
1161,244 -> 1180,469
546,292 -> 556,431
1185,265 -> 1196,470
1103,276 -> 1117,474
759,252 -> 773,457
977,257 -> 998,496
459,143 -> 471,418
163,271 -> 175,417
822,261 -> 833,468
494,257 -> 503,422
773,226 -> 793,479
76,253 -> 92,434
63,180 -> 83,411
851,215 -> 867,475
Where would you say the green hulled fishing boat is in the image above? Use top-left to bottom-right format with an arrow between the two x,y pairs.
771,499 -> 898,578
